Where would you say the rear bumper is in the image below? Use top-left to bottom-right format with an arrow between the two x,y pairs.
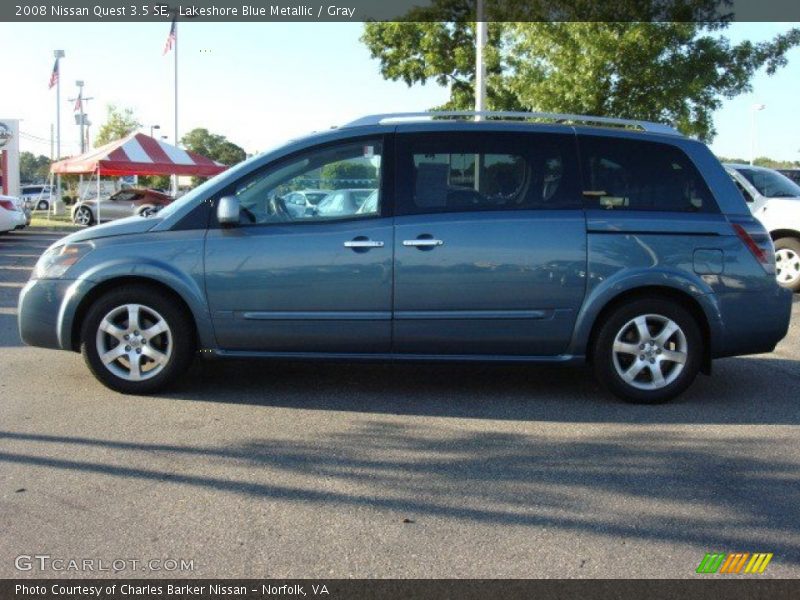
712,286 -> 793,358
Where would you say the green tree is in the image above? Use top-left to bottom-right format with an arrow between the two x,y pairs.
19,152 -> 51,183
362,16 -> 800,140
94,105 -> 141,147
320,162 -> 377,189
180,128 -> 246,185
180,128 -> 246,166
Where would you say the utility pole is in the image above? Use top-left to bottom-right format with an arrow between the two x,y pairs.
475,0 -> 487,121
69,80 -> 93,154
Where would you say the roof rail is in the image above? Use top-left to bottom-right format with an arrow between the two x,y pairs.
342,111 -> 682,136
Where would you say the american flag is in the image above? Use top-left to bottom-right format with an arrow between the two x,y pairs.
163,17 -> 177,55
48,59 -> 59,89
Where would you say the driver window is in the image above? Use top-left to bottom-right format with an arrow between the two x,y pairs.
233,140 -> 382,225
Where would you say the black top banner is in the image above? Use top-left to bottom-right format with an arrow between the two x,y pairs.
4,0 -> 800,22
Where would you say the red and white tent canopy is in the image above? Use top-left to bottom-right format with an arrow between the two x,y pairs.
50,132 -> 228,177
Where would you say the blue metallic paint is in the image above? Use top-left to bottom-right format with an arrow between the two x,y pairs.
17,120 -> 792,373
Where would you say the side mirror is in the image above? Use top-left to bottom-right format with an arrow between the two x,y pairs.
217,195 -> 240,226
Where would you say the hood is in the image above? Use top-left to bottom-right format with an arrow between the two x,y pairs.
61,215 -> 162,244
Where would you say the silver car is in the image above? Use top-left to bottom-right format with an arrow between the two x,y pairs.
72,188 -> 174,226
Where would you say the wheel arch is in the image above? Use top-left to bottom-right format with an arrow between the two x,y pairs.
68,275 -> 210,353
581,285 -> 714,374
770,229 -> 800,243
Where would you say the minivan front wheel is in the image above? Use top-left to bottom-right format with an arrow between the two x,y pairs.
81,285 -> 195,394
593,298 -> 702,403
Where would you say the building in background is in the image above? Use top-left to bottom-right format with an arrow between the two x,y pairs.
0,119 -> 21,198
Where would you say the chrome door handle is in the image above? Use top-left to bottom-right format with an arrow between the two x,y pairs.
403,239 -> 444,247
344,240 -> 384,248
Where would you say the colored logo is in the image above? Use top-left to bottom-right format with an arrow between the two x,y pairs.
696,552 -> 773,574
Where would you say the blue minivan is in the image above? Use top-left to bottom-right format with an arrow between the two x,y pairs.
18,112 -> 793,403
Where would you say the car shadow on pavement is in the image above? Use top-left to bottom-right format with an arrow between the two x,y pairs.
157,352 -> 800,426
1,423 -> 799,567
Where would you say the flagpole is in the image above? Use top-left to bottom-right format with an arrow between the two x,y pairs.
173,18 -> 178,196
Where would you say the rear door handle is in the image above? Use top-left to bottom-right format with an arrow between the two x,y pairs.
403,239 -> 444,247
344,239 -> 384,248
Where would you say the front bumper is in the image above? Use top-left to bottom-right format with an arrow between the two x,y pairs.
18,278 -> 79,350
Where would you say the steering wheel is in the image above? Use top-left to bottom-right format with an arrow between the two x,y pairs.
269,196 -> 293,222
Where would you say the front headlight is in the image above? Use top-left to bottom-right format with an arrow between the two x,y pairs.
31,242 -> 94,279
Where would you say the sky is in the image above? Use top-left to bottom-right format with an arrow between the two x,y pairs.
1,22 -> 798,162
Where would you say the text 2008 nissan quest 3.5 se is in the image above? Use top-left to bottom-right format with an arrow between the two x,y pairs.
18,112 -> 793,403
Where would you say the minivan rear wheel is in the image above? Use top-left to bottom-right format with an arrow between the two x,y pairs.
774,237 -> 800,292
81,285 -> 195,394
593,297 -> 702,404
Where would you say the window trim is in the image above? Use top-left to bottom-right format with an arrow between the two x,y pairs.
208,134 -> 392,229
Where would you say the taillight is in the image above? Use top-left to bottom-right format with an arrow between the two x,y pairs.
732,222 -> 775,273
0,199 -> 17,212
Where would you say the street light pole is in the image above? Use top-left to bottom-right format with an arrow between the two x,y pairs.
150,124 -> 161,138
750,103 -> 766,166
54,49 -> 65,216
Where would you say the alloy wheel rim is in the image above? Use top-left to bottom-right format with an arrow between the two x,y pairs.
612,314 -> 688,391
76,209 -> 91,225
775,248 -> 800,285
95,303 -> 173,382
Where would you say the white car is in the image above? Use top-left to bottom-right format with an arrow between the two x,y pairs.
725,164 -> 800,291
0,195 -> 28,233
20,184 -> 53,211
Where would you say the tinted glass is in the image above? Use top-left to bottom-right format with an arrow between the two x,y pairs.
735,168 -> 800,198
578,136 -> 717,213
396,132 -> 581,215
231,140 -> 382,225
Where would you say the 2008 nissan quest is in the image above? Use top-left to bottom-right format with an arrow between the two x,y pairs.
18,112 -> 793,403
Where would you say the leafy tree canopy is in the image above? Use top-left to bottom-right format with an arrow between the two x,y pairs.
94,105 -> 141,147
19,152 -> 51,183
362,11 -> 799,140
180,128 -> 246,167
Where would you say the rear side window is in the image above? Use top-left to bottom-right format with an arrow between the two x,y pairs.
396,132 -> 581,215
578,136 -> 717,213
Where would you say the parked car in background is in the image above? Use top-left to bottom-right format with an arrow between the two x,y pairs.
71,188 -> 174,226
0,195 -> 28,232
283,189 -> 332,218
725,164 -> 800,291
314,188 -> 375,217
18,112 -> 792,404
776,169 -> 800,186
20,184 -> 53,211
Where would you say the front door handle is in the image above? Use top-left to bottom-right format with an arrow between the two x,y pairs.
344,239 -> 384,249
403,239 -> 444,248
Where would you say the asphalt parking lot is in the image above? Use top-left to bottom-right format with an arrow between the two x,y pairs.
1,228 -> 799,579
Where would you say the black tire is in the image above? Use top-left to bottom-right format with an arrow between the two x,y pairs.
73,206 -> 94,226
774,237 -> 800,293
36,200 -> 49,211
592,297 -> 703,404
80,284 -> 195,394
139,206 -> 156,218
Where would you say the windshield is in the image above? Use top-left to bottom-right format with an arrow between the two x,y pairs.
154,141 -> 291,221
735,168 -> 800,198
